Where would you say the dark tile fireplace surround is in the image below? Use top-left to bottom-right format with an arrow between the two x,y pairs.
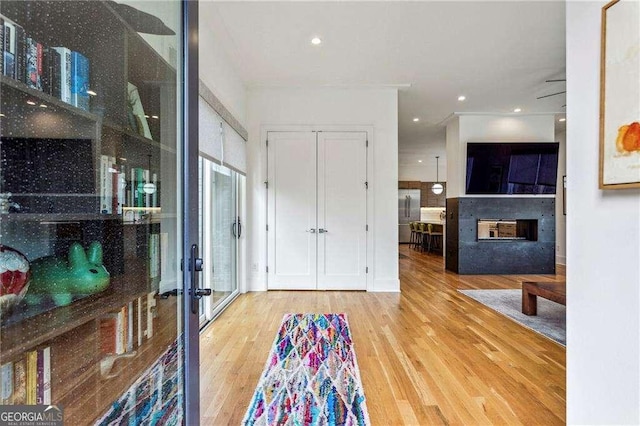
446,197 -> 555,274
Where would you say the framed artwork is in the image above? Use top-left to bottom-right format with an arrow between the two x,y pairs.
599,0 -> 640,189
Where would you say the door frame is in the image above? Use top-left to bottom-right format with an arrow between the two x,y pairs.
199,157 -> 242,325
181,0 -> 201,423
262,125 -> 374,291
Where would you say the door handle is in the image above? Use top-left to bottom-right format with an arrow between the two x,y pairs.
232,216 -> 242,239
189,244 -> 208,314
158,288 -> 183,299
318,229 -> 328,233
306,228 -> 316,233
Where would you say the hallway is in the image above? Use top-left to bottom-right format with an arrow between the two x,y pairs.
200,246 -> 566,425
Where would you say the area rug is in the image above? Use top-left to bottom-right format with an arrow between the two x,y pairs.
243,313 -> 370,425
459,289 -> 566,346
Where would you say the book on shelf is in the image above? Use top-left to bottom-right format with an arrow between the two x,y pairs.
0,18 -> 4,78
38,347 -> 51,405
100,155 -> 117,214
144,169 -> 152,209
149,233 -> 160,281
52,46 -> 71,104
146,292 -> 156,339
71,51 -> 89,111
99,313 -> 118,355
137,297 -> 145,347
127,301 -> 135,353
117,166 -> 126,214
25,36 -> 42,90
116,307 -> 125,355
42,47 -> 61,98
12,357 -> 26,405
1,362 -> 13,404
3,20 -> 16,79
101,305 -> 138,356
135,168 -> 145,208
14,22 -> 25,84
26,350 -> 37,405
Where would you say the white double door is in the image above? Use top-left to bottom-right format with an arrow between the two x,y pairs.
267,131 -> 368,290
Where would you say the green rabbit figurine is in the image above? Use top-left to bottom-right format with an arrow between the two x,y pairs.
25,242 -> 111,307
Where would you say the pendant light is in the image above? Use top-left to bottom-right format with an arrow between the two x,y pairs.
432,156 -> 444,195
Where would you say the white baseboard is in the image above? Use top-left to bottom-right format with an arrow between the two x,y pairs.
371,278 -> 401,292
248,276 -> 267,292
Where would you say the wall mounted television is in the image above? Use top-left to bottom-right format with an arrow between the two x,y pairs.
465,142 -> 560,195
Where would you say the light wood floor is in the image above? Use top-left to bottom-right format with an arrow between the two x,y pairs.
200,245 -> 566,425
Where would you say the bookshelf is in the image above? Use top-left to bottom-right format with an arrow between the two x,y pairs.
0,1 -> 182,424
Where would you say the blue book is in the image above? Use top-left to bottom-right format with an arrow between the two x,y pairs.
3,21 -> 15,79
25,37 -> 42,91
70,51 -> 89,111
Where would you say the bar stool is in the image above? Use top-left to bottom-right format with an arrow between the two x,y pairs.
417,222 -> 428,252
409,222 -> 417,249
425,223 -> 444,253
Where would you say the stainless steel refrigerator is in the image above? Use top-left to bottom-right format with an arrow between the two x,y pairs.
398,189 -> 421,243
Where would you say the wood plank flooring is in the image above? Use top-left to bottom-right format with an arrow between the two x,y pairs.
200,245 -> 566,425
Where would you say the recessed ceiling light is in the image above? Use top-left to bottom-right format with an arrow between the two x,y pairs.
39,104 -> 47,108
418,160 -> 423,163
513,108 -> 522,113
26,100 -> 36,106
0,113 -> 5,117
311,37 -> 322,45
151,115 -> 159,119
86,89 -> 97,97
413,118 -> 420,122
458,95 -> 466,101
559,118 -> 566,122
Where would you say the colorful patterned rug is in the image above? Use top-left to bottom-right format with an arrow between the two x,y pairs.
96,338 -> 183,425
243,313 -> 370,425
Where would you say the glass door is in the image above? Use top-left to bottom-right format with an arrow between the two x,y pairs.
0,1 -> 201,424
199,157 -> 239,326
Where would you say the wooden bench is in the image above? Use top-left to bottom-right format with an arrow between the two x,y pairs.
522,281 -> 566,316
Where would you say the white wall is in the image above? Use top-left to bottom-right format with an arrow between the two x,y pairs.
567,2 -> 640,424
246,87 -> 399,292
199,7 -> 247,127
446,116 -> 461,198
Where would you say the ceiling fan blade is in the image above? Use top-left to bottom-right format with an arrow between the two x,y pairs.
537,91 -> 567,100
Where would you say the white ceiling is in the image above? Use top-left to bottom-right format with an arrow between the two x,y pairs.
202,1 -> 566,154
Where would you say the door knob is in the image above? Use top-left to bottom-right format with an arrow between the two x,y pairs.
306,229 -> 316,233
318,229 -> 328,233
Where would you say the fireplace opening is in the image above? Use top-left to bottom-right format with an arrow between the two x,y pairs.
477,219 -> 538,241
